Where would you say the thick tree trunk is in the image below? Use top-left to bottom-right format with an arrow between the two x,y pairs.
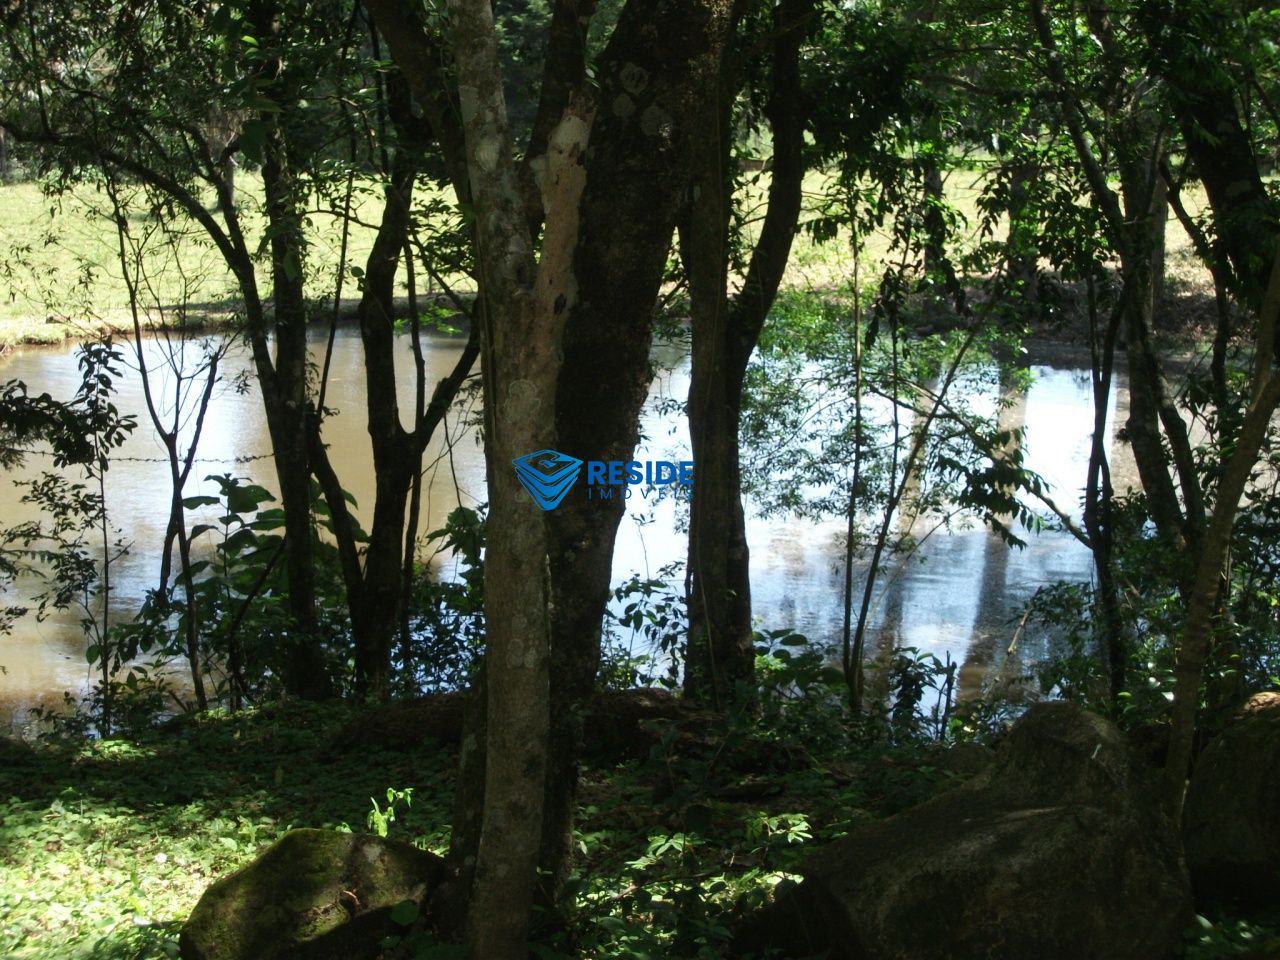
539,0 -> 739,906
680,20 -> 742,706
1142,3 -> 1279,336
365,0 -> 735,939
446,0 -> 589,953
683,0 -> 811,708
1120,266 -> 1185,545
1117,144 -> 1207,578
1174,84 -> 1276,309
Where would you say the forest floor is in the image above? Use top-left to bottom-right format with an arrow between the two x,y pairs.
0,696 -> 1274,960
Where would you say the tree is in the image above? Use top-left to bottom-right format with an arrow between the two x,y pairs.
0,0 -> 348,697
0,0 -> 489,702
1141,0 -> 1280,321
681,0 -> 816,708
362,0 -> 735,949
1026,0 -> 1280,810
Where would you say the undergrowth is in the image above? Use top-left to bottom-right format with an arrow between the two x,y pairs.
1,695 -> 1275,959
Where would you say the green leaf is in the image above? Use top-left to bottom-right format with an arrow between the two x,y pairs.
239,119 -> 267,164
390,899 -> 419,926
226,483 -> 274,515
820,666 -> 847,686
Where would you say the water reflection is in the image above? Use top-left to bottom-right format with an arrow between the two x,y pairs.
0,332 -> 1135,728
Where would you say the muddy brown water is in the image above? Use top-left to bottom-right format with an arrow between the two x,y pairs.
0,329 -> 1139,731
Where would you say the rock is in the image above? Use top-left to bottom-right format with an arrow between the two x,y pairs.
737,702 -> 1191,960
179,829 -> 445,960
933,741 -> 995,780
1182,691 -> 1280,904
1239,690 -> 1280,716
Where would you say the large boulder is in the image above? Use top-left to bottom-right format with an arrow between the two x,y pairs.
1183,691 -> 1280,904
739,702 -> 1191,960
180,829 -> 445,960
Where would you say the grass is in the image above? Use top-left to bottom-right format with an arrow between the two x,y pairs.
0,164 -> 1220,351
0,178 -> 460,349
0,695 -> 959,960
2,695 -> 1277,959
0,701 -> 456,959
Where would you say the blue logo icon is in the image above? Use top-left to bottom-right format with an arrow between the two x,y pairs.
512,449 -> 584,510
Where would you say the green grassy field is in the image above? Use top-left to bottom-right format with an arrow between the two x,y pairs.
0,167 -> 1215,349
0,179 -> 441,347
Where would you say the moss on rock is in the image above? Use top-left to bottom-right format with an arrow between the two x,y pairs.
1183,692 -> 1280,905
736,702 -> 1192,960
179,828 -> 444,960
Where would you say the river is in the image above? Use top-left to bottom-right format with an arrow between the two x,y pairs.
0,326 -> 1138,730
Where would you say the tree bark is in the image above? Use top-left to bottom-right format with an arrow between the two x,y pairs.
540,0 -> 736,898
683,0 -> 812,708
366,0 -> 735,941
1164,249 -> 1280,816
247,0 -> 331,700
445,0 -> 591,952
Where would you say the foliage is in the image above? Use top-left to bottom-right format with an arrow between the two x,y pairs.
601,562 -> 688,690
0,701 -> 454,960
106,473 -> 354,707
754,628 -> 846,746
0,0 -> 1276,952
1,340 -> 137,733
1186,910 -> 1280,960
366,787 -> 414,839
399,506 -> 487,694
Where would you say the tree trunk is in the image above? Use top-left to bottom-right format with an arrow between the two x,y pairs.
310,70 -> 479,701
1005,153 -> 1038,313
217,154 -> 237,214
535,0 -> 740,910
1082,277 -> 1126,706
446,0 -> 584,952
340,118 -> 419,702
1142,3 -> 1279,342
365,0 -> 736,940
1165,249 -> 1280,815
683,0 -> 812,708
245,0 -> 331,700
